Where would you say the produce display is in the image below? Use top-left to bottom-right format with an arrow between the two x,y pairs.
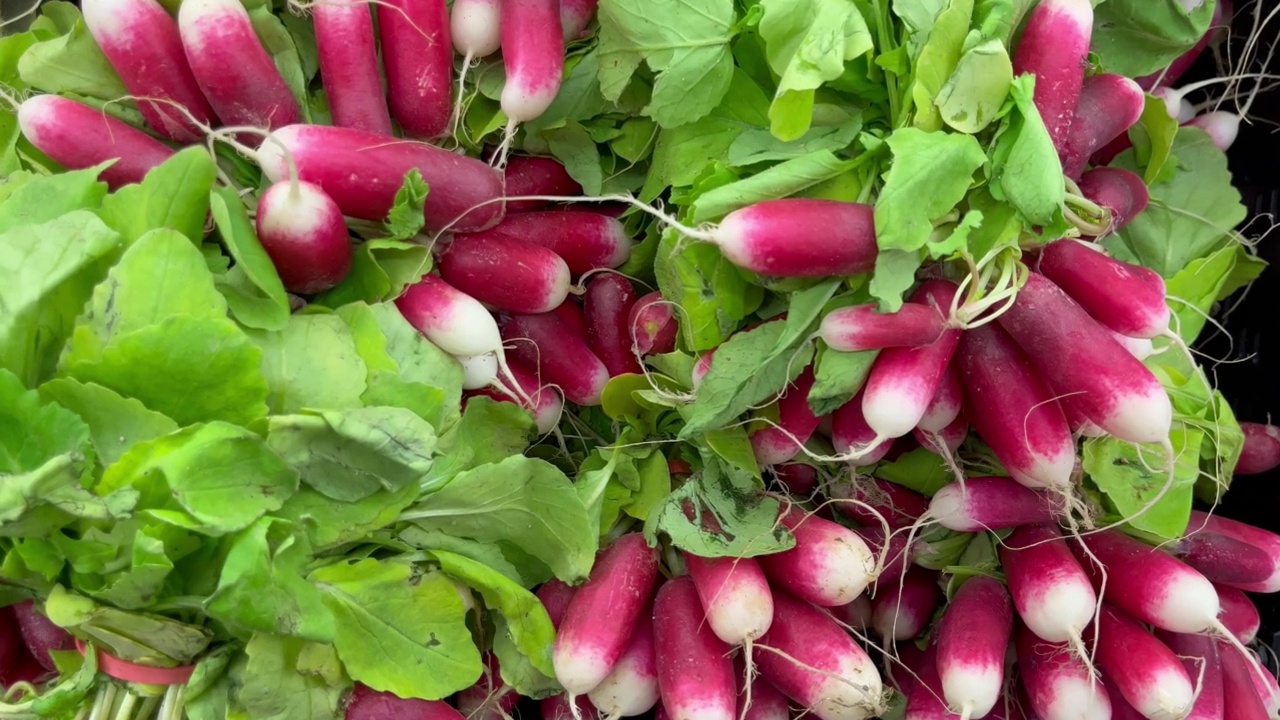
1,0 -> 1279,718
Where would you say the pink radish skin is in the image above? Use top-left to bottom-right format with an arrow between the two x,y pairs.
832,594 -> 872,633
928,476 -> 1061,532
313,0 -> 393,135
379,0 -> 453,139
860,280 -> 962,442
832,476 -> 929,530
1154,632 -> 1224,720
918,363 -> 963,434
1218,641 -> 1272,720
560,0 -> 598,39
500,0 -> 564,122
904,642 -> 952,720
630,292 -> 678,356
12,602 -> 75,672
589,607 -> 659,719
1173,532 -> 1273,586
1037,241 -> 1170,339
1105,680 -> 1148,720
870,567 -> 940,642
1215,584 -> 1260,645
752,367 -> 821,466
1187,511 -> 1280,593
691,352 -> 714,391
500,311 -> 611,406
466,357 -> 564,434
502,157 -> 583,213
758,506 -> 876,608
451,0 -> 501,59
653,577 -> 736,720
0,606 -> 26,683
1010,0 -> 1093,152
739,673 -> 790,720
1061,73 -> 1146,179
999,524 -> 1097,645
1074,530 -> 1221,634
538,578 -> 577,627
914,412 -> 968,456
455,654 -> 520,720
178,0 -> 301,131
1242,648 -> 1280,718
256,124 -> 505,232
255,180 -> 351,295
554,534 -> 660,696
540,695 -> 600,720
704,199 -> 879,278
553,299 -> 589,339
81,0 -> 216,143
1017,627 -> 1112,720
1186,112 -> 1240,152
772,463 -> 817,496
756,590 -> 884,720
831,389 -> 893,466
1237,422 -> 1280,475
936,577 -> 1014,719
458,211 -> 632,276
344,683 -> 467,720
438,234 -> 570,314
817,303 -> 946,353
886,641 -> 926,696
854,525 -> 916,586
584,275 -> 644,377
17,95 -> 175,189
956,321 -> 1075,489
997,271 -> 1173,444
396,276 -> 504,358
1077,167 -> 1150,235
683,554 -> 774,647
1092,604 -> 1194,720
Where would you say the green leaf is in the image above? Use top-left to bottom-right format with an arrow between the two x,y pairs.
1126,94 -> 1181,185
310,559 -> 482,699
44,585 -> 213,664
0,367 -> 91,475
990,75 -> 1065,226
314,239 -> 432,307
653,234 -> 760,351
909,0 -> 973,131
875,128 -> 986,252
935,37 -> 1012,133
266,407 -> 437,502
808,344 -> 877,415
0,165 -> 109,231
1083,426 -> 1204,540
868,248 -> 923,311
233,635 -> 347,720
82,524 -> 179,610
276,481 -> 420,552
691,150 -> 859,223
645,457 -> 793,557
247,313 -> 367,414
0,32 -> 39,175
727,122 -> 862,167
0,211 -> 120,387
758,0 -> 873,139
406,455 -> 596,583
544,121 -> 606,196
17,3 -> 127,100
1092,0 -> 1218,77
97,148 -> 217,247
38,379 -> 179,466
0,454 -> 117,538
207,518 -> 335,642
383,170 -> 430,241
210,186 -> 290,332
246,6 -> 309,112
1163,244 -> 1238,344
875,447 -> 951,496
596,0 -> 737,128
400,527 -> 538,587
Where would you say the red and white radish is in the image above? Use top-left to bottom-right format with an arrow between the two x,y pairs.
1010,0 -> 1094,152
378,0 -> 452,139
538,577 -> 577,627
17,95 -> 175,190
903,642 -> 952,720
1186,511 -> 1280,593
1153,631 -> 1224,720
540,695 -> 600,720
500,311 -> 611,406
1091,604 -> 1193,720
458,354 -> 499,390
12,602 -> 74,672
1242,647 -> 1280,719
1037,240 -> 1170,340
589,607 -> 659,719
455,653 -> 520,720
451,0 -> 502,60
738,672 -> 790,720
999,524 -> 1097,647
752,367 -> 822,467
458,211 -> 632,276
831,389 -> 893,466
935,576 -> 1014,719
584,275 -> 644,377
466,357 -> 564,433
1186,111 -> 1241,152
1237,422 -> 1280,475
1218,641 -> 1272,720
397,276 -> 504,358
560,0 -> 597,39
255,179 -> 352,295
854,525 -> 916,586
772,463 -> 818,496
914,411 -> 969,456
499,0 -> 564,123
832,477 -> 929,531
817,303 -> 947,354
313,0 -> 393,135
870,567 -> 940,642
1172,531 -> 1274,586
553,299 -> 589,339
928,476 -> 1061,533
653,576 -> 736,720
345,683 -> 466,720
502,157 -> 584,213
831,594 -> 873,633
630,292 -> 678,357
1076,167 -> 1150,235
1017,627 -> 1112,720
1061,73 -> 1146,179
918,364 -> 963,434
1110,330 -> 1156,361
758,506 -> 877,608
683,554 -> 774,648
438,233 -> 571,314
1215,584 -> 1261,645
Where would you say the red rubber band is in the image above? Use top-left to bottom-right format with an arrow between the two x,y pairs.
75,641 -> 195,686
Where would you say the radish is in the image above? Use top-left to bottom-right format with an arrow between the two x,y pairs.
683,554 -> 774,648
859,280 -> 962,445
255,124 -> 505,232
630,292 -> 678,357
1237,422 -> 1280,475
589,604 -> 659,719
455,654 -> 520,720
541,695 -> 600,720
17,95 -> 176,190
914,412 -> 969,457
996,270 -> 1173,445
0,606 -> 28,685
998,524 -> 1097,647
1154,632 -> 1224,720
1037,240 -> 1170,340
772,463 -> 818,496
832,477 -> 929,531
1061,73 -> 1146,179
653,576 -> 736,720
438,234 -> 571,314
854,525 -> 916,586
255,179 -> 352,295
817,303 -> 947,354
560,0 -> 597,39
538,578 -> 578,627
499,0 -> 565,124
344,683 -> 467,720
1241,648 -> 1280,719
737,671 -> 790,720
553,299 -> 590,339
927,476 -> 1061,533
81,0 -> 217,143
870,567 -> 940,642
903,642 -> 952,720
1110,330 -> 1156,361
1016,627 -> 1112,720
313,0 -> 394,135
1153,86 -> 1198,123
831,594 -> 872,633
752,367 -> 822,467
885,641 -> 926,696
1076,167 -> 1150,235
396,276 -> 505,359
1073,530 -> 1222,635
691,352 -> 714,391
1215,584 -> 1260,645
458,211 -> 632,276
830,389 -> 893,467
584,275 -> 643,377
935,576 -> 1014,719
1091,604 -> 1194,720
955,322 -> 1075,490
756,589 -> 884,720
1185,112 -> 1241,152
379,0 -> 452,139
554,534 -> 660,697
466,357 -> 564,433
1186,511 -> 1280,593
458,354 -> 499,390
12,602 -> 74,673
1010,0 -> 1093,152
178,0 -> 301,131
1172,532 -> 1274,586
918,364 -> 963,434
502,157 -> 583,213
500,311 -> 611,406
758,506 -> 877,608
451,0 -> 501,59
1218,641 -> 1272,720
